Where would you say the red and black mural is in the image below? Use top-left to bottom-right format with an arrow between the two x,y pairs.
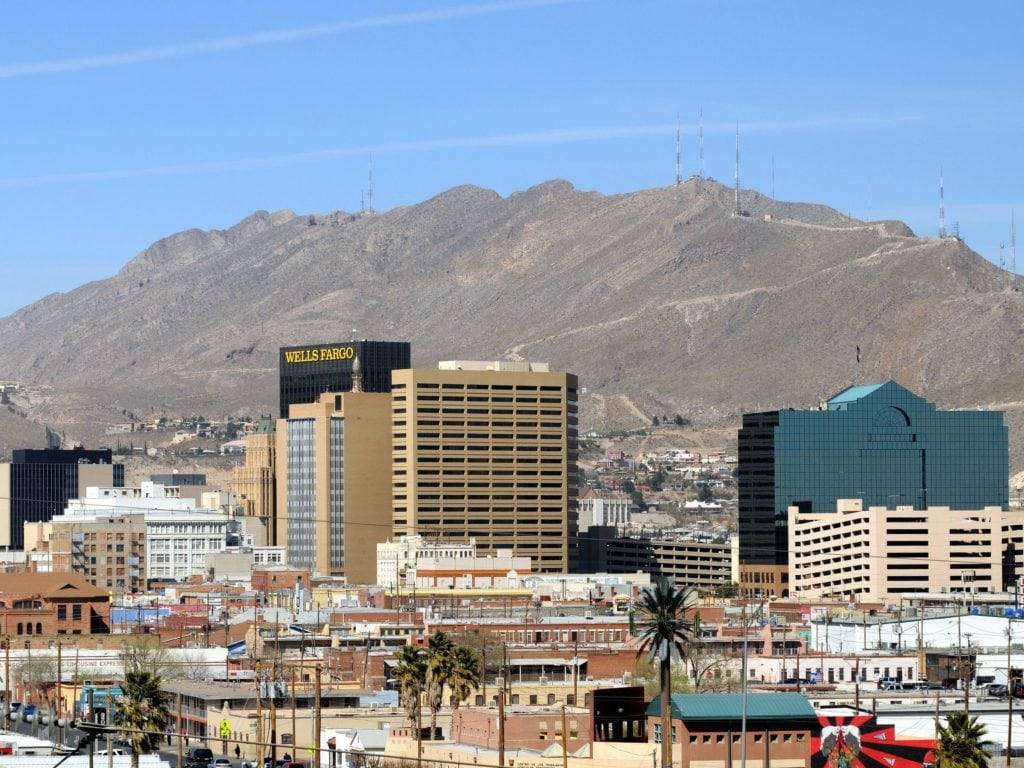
811,713 -> 936,768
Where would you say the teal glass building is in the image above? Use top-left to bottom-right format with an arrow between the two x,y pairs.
738,381 -> 1009,591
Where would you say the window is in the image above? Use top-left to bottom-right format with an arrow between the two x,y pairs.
72,605 -> 82,620
57,605 -> 67,620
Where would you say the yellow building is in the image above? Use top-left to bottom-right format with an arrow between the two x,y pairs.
231,420 -> 277,546
274,389 -> 392,582
391,361 -> 578,573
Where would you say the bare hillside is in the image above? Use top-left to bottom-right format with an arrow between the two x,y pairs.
2,179 -> 1023,467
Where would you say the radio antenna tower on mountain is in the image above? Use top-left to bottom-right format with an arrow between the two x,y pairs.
367,155 -> 374,212
675,114 -> 682,186
938,168 -> 946,238
1012,210 -> 1018,273
734,122 -> 741,215
698,106 -> 705,180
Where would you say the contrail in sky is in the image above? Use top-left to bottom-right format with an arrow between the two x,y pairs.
0,116 -> 916,189
0,0 -> 585,78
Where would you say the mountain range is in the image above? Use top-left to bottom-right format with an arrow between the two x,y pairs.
3,178 -> 1024,471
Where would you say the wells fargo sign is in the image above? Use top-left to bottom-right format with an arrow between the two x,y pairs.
283,346 -> 355,364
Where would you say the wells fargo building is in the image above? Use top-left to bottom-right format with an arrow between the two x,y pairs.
391,361 -> 578,572
278,339 -> 410,416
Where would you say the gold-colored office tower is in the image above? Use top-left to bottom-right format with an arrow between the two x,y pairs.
391,361 -> 578,573
274,384 -> 393,583
230,419 -> 276,546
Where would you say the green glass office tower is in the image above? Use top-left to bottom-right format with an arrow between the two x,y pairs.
737,381 -> 1009,596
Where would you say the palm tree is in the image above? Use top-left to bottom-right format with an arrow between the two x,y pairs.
425,632 -> 455,740
394,645 -> 427,756
635,578 -> 697,768
115,670 -> 171,768
448,645 -> 482,712
933,711 -> 988,768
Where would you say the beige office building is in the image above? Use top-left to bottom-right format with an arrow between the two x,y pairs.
788,498 -> 1018,603
274,390 -> 392,582
230,420 -> 276,546
391,361 -> 578,573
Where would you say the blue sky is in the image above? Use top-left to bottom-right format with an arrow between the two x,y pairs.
1,0 -> 1022,316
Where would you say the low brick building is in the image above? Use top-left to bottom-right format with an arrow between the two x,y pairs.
646,693 -> 817,768
251,567 -> 311,595
452,705 -> 592,753
0,572 -> 110,636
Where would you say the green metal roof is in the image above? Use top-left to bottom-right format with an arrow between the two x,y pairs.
646,693 -> 816,721
827,383 -> 884,405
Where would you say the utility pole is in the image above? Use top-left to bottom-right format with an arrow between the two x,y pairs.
740,603 -> 749,768
917,600 -> 926,684
291,665 -> 297,753
1007,624 -> 1014,766
561,704 -> 569,768
313,666 -> 322,767
497,687 -> 505,768
176,693 -> 183,768
854,657 -> 860,711
3,637 -> 8,732
270,652 -> 278,766
572,637 -> 579,705
88,689 -> 95,768
255,663 -> 264,768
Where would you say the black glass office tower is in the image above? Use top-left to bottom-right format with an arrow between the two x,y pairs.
2,447 -> 125,550
738,381 -> 1009,594
278,339 -> 411,417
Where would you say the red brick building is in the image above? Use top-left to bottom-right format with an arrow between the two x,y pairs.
0,573 -> 110,636
646,693 -> 817,768
452,706 -> 592,753
252,568 -> 312,594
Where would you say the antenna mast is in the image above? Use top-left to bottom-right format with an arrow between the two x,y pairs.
734,122 -> 740,215
938,168 -> 946,238
1013,210 -> 1018,274
367,155 -> 374,213
675,114 -> 682,186
1000,244 -> 1006,271
698,106 -> 705,180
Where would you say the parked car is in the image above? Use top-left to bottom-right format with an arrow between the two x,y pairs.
7,702 -> 20,713
210,760 -> 232,768
987,683 -> 1009,698
281,762 -> 305,768
878,679 -> 904,691
185,748 -> 215,768
21,705 -> 37,716
96,750 -> 128,757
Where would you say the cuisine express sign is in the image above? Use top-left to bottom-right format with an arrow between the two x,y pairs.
283,346 -> 355,364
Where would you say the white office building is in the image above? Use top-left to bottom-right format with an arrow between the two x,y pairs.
51,482 -> 233,582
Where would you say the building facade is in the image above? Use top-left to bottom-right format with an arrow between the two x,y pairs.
738,381 -> 1009,597
0,448 -> 124,550
46,483 -> 231,586
230,419 -> 276,546
576,527 -> 737,591
391,361 -> 579,573
375,535 -> 477,589
578,491 -> 631,531
278,339 -> 410,417
788,498 -> 1016,602
274,391 -> 392,581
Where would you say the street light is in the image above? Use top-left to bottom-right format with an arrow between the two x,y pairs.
740,599 -> 766,768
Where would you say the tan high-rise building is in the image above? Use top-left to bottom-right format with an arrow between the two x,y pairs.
391,361 -> 578,573
231,419 -> 277,546
274,390 -> 392,582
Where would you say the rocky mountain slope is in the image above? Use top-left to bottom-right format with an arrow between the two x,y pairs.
3,178 -> 1024,467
